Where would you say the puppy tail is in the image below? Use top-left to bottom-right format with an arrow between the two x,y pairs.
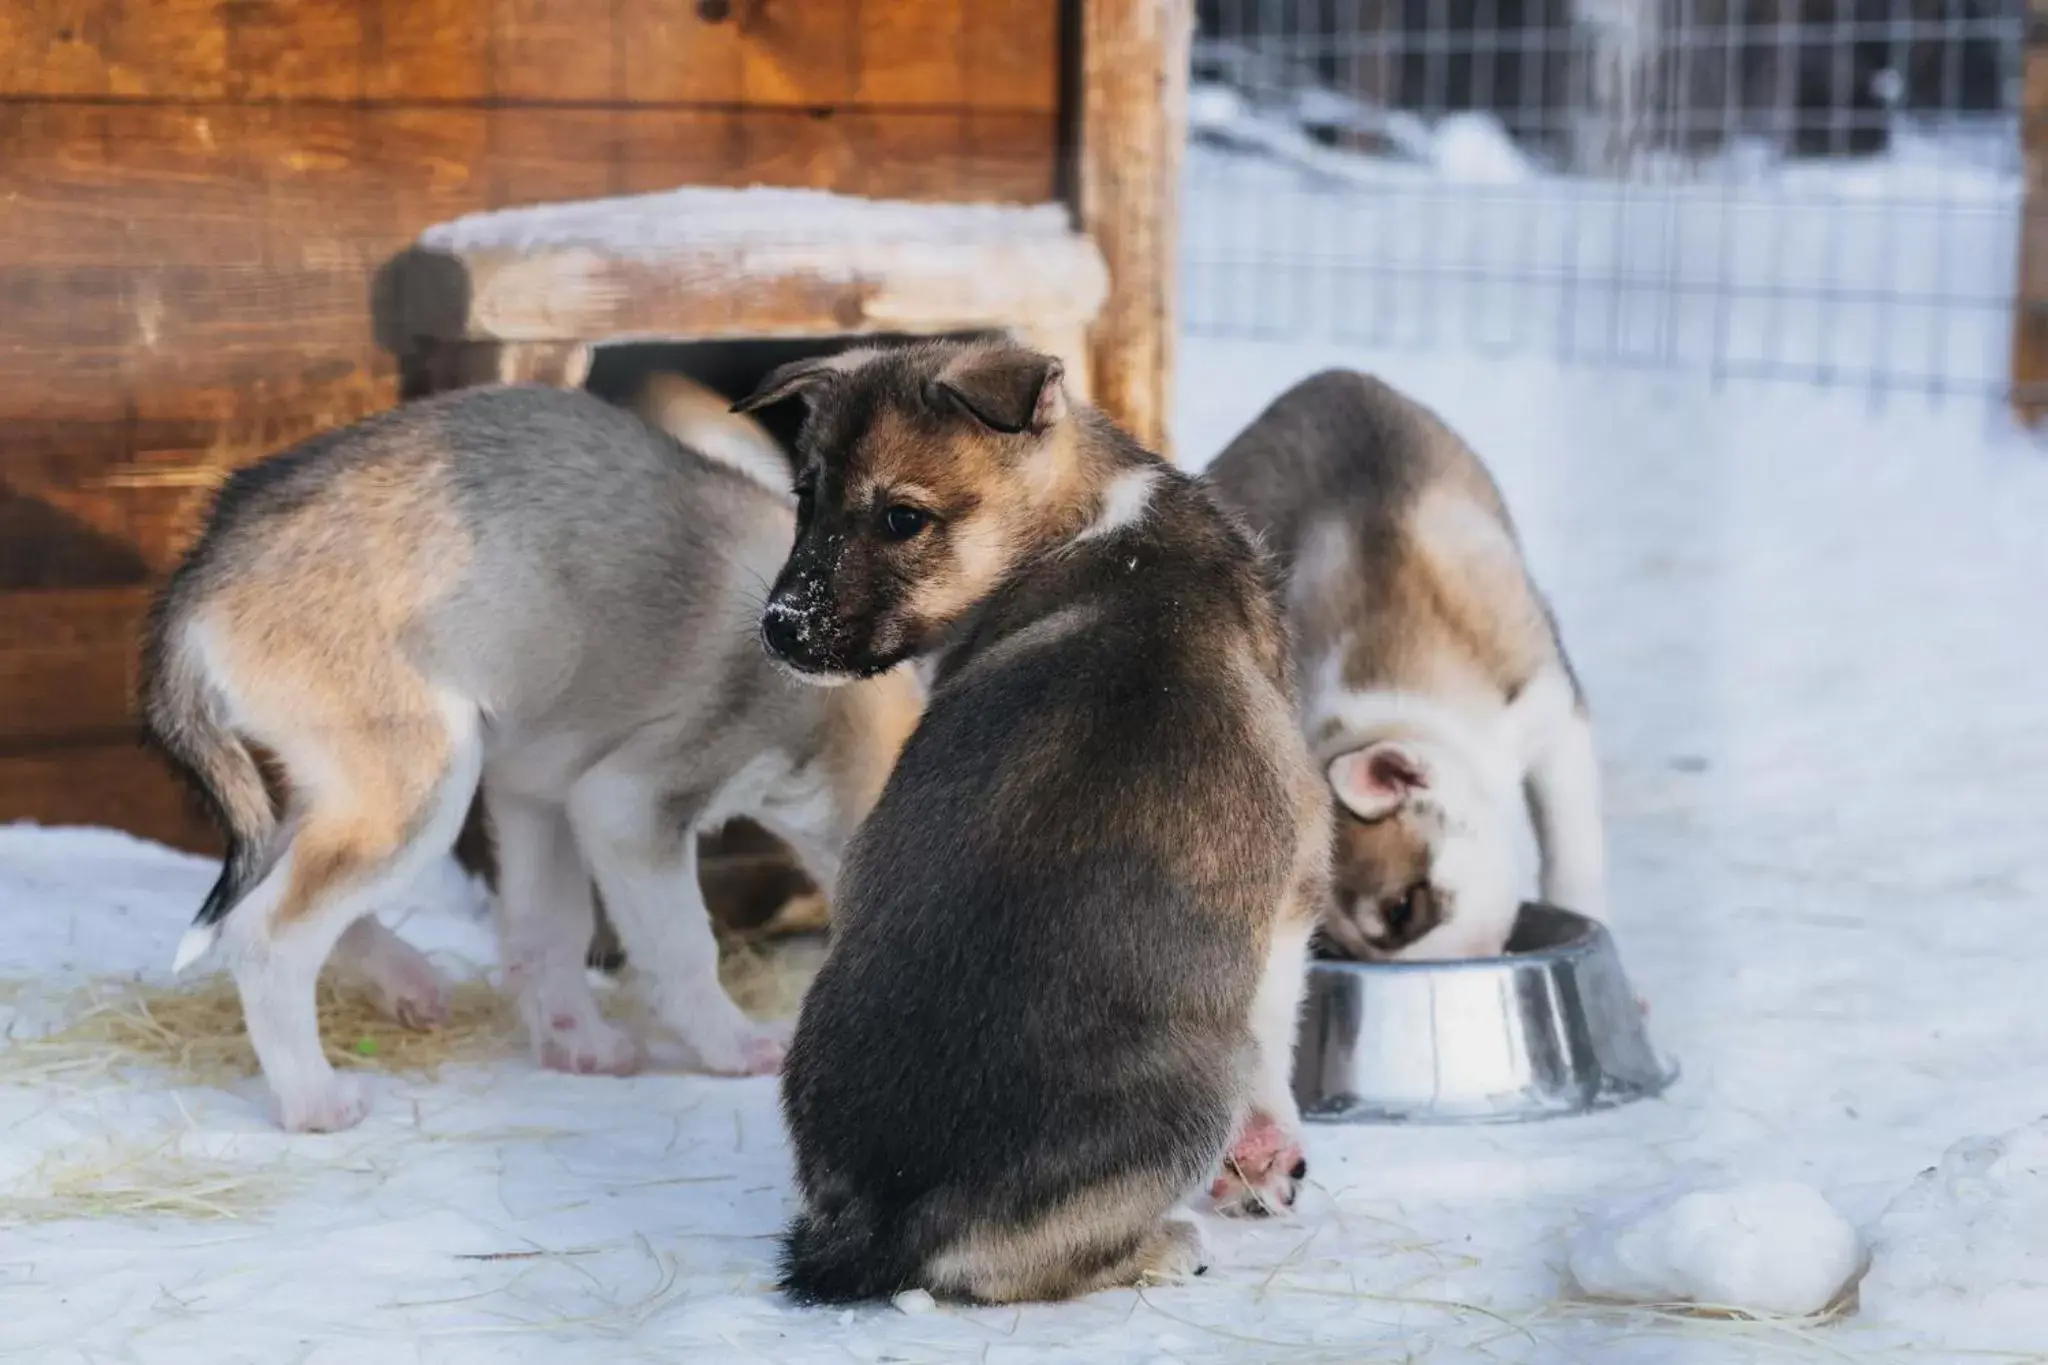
778,1200 -> 920,1305
140,593 -> 279,969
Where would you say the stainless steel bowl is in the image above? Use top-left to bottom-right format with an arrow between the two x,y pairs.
1293,904 -> 1677,1124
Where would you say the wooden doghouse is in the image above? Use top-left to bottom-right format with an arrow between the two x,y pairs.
0,1 -> 1192,854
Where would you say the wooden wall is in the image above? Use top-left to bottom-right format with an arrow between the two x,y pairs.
2013,0 -> 2048,429
0,0 -> 1063,847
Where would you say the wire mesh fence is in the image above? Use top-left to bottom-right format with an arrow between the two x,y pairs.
1181,0 -> 2026,400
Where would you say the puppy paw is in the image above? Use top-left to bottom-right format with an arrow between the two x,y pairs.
1210,1111 -> 1307,1218
705,1019 -> 793,1077
1137,1217 -> 1210,1285
536,1015 -> 643,1077
368,958 -> 450,1032
673,1006 -> 792,1077
278,1073 -> 371,1133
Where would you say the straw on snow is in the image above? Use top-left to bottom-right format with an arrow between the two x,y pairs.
0,933 -> 825,1090
0,1133 -> 295,1223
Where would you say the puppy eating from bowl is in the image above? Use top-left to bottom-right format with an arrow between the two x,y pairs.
740,339 -> 1331,1304
1205,370 -> 1606,962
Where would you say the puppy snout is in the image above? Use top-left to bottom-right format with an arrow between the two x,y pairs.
761,599 -> 806,660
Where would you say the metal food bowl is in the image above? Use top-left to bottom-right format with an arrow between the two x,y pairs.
1294,904 -> 1677,1124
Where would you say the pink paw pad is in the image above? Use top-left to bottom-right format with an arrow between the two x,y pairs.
1210,1112 -> 1307,1218
739,1033 -> 787,1076
537,1026 -> 642,1077
279,1076 -> 371,1133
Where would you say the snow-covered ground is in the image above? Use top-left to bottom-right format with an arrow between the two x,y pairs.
5,124 -> 2048,1362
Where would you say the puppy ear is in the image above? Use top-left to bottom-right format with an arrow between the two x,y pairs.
733,352 -> 865,414
1328,741 -> 1428,821
935,347 -> 1067,436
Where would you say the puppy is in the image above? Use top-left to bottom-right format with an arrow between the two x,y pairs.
1204,371 -> 1605,960
742,339 -> 1331,1304
143,385 -> 919,1131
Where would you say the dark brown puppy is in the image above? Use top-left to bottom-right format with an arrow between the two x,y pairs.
737,339 -> 1330,1305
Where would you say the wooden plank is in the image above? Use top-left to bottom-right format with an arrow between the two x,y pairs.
0,0 -> 230,98
610,109 -> 751,195
362,0 -> 490,101
0,105 -> 442,269
620,0 -> 745,104
856,0 -> 964,107
0,739 -> 219,853
740,0 -> 859,106
0,361 -> 394,583
397,205 -> 1107,346
1076,0 -> 1190,457
1,477 -> 223,587
0,1 -> 112,96
966,0 -> 1062,113
2012,2 -> 2048,428
0,485 -> 156,591
0,348 -> 385,475
0,587 -> 149,744
0,0 -> 1056,109
0,104 -> 1049,272
483,109 -> 625,209
223,0 -> 364,100
493,0 -> 620,102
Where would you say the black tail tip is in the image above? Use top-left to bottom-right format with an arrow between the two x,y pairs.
777,1215 -> 899,1306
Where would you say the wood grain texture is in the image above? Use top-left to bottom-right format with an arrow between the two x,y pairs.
1076,0 -> 1190,457
394,195 -> 1108,348
0,740 -> 219,852
0,0 -> 1069,838
0,587 -> 149,745
2012,1 -> 2048,428
0,0 -> 1058,110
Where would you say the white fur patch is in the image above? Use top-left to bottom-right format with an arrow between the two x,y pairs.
681,424 -> 791,497
1505,666 -> 1580,767
1073,467 -> 1159,543
1409,489 -> 1522,574
171,923 -> 218,974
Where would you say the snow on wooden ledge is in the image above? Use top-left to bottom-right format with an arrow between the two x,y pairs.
393,186 -> 1111,348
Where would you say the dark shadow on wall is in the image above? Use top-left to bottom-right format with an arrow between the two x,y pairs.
0,486 -> 154,590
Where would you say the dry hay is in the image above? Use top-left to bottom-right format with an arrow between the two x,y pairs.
0,1134 -> 295,1224
2,972 -> 516,1090
1,933 -> 826,1092
714,927 -> 828,1021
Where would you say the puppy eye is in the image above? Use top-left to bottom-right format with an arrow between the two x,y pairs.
880,505 -> 930,540
794,482 -> 816,519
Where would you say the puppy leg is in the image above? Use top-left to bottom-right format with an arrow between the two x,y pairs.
1067,1215 -> 1206,1296
567,762 -> 786,1076
226,692 -> 481,1131
925,1185 -> 1209,1303
1525,703 -> 1608,919
492,788 -> 641,1076
220,844 -> 368,1134
329,917 -> 448,1030
1213,918 -> 1314,1218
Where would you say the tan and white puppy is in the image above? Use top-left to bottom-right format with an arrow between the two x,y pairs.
1205,370 -> 1605,960
749,340 -> 1331,1303
143,385 -> 919,1131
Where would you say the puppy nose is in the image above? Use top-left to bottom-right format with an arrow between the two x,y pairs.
761,603 -> 803,659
